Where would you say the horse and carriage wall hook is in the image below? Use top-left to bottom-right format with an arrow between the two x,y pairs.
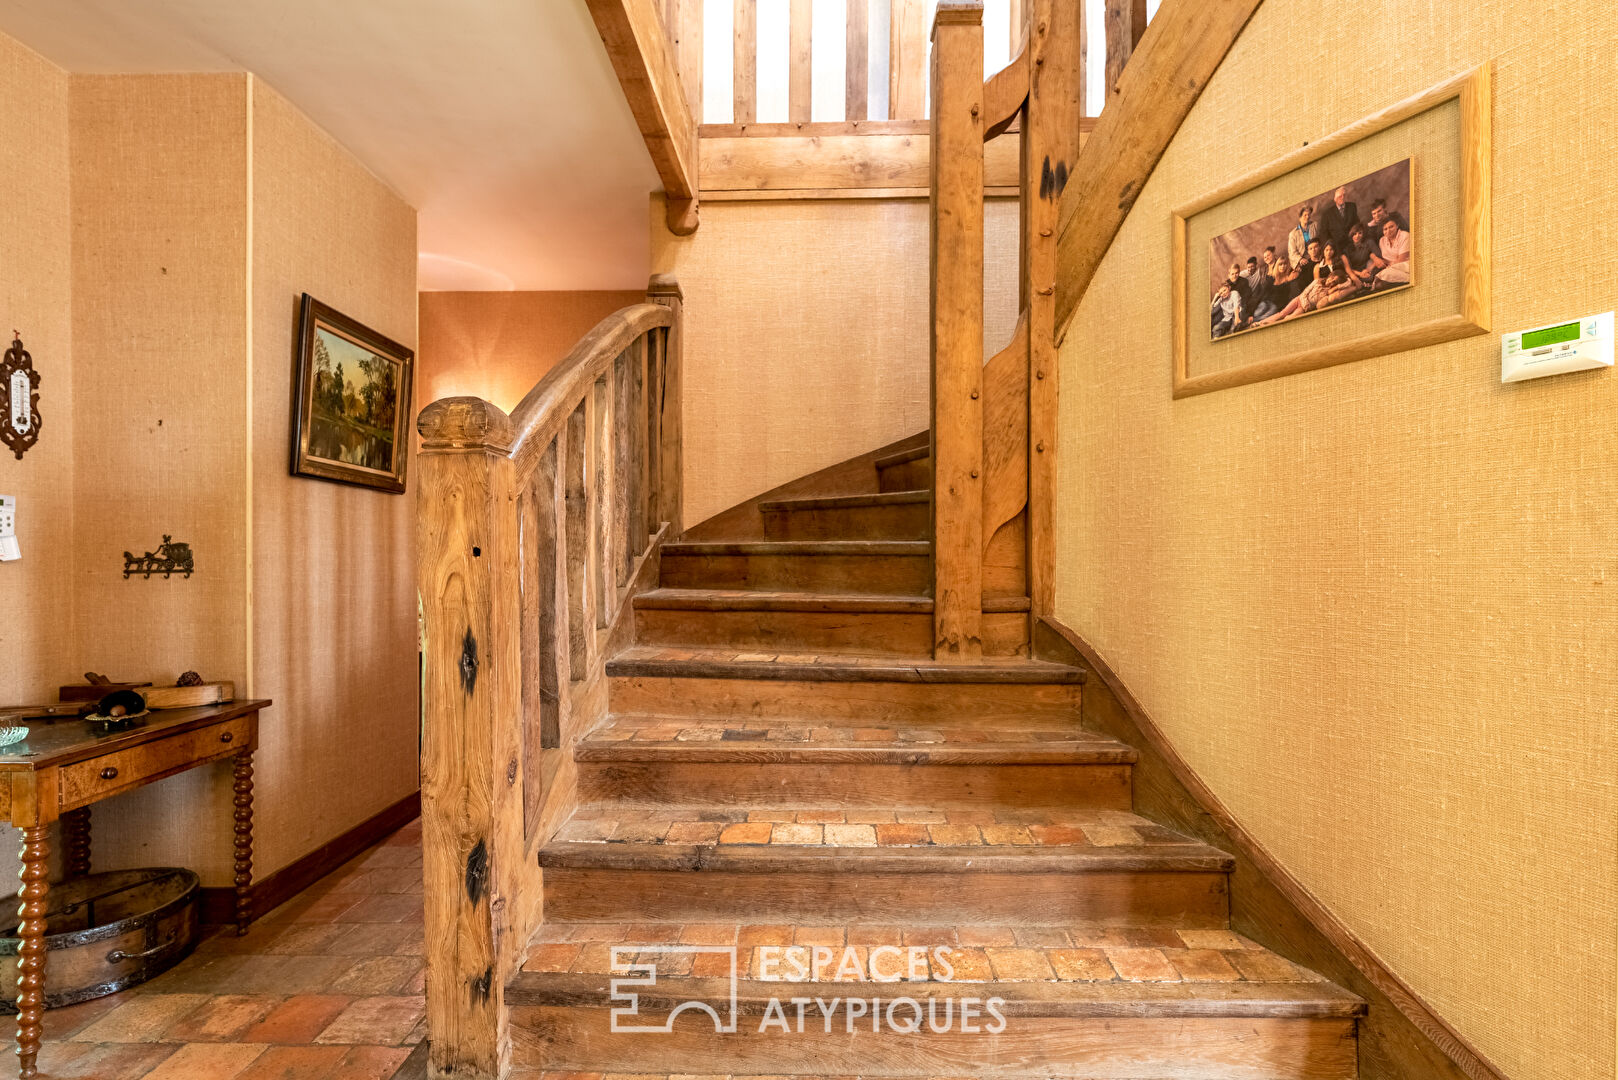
123,535 -> 195,579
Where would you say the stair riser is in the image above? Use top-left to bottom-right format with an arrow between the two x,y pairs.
543,867 -> 1229,927
634,610 -> 1028,657
511,1008 -> 1355,1078
763,503 -> 929,541
609,676 -> 1084,725
578,761 -> 1133,809
659,552 -> 931,594
877,458 -> 930,492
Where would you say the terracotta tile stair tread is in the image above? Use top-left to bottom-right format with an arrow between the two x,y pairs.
578,717 -> 1137,765
606,646 -> 1087,684
509,923 -> 1363,1018
761,490 -> 931,511
662,540 -> 931,556
633,589 -> 1033,615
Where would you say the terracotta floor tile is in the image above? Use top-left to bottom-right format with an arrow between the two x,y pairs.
240,995 -> 355,1044
934,947 -> 992,982
689,951 -> 737,977
903,927 -> 959,947
1106,947 -> 1181,982
1228,950 -> 1310,983
611,821 -> 675,844
1028,824 -> 1090,846
845,924 -> 906,946
314,996 -> 425,1046
1166,948 -> 1242,982
944,810 -> 996,825
737,924 -> 795,947
843,811 -> 895,824
823,824 -> 876,846
46,1041 -> 181,1079
874,823 -> 930,846
73,994 -> 212,1042
1013,927 -> 1071,947
793,810 -> 845,824
1176,929 -> 1248,951
771,823 -> 824,844
927,824 -> 983,846
233,1044 -> 349,1080
43,991 -> 127,1040
327,1044 -> 412,1080
324,923 -> 418,958
333,894 -> 422,924
525,943 -> 584,973
678,923 -> 739,945
663,822 -> 723,845
744,810 -> 796,823
793,926 -> 845,947
1048,948 -> 1117,981
894,810 -> 947,824
719,822 -> 773,844
954,926 -> 1016,948
141,1042 -> 268,1079
1082,825 -> 1142,847
985,947 -> 1056,981
331,956 -> 424,996
261,923 -> 354,956
161,995 -> 281,1042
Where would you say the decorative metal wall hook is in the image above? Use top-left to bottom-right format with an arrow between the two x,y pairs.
1,333 -> 41,460
123,535 -> 195,579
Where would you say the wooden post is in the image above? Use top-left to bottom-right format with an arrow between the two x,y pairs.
846,0 -> 869,121
929,1 -> 984,661
1021,0 -> 1082,622
417,397 -> 523,1079
647,275 -> 685,536
889,0 -> 928,119
1104,0 -> 1148,95
789,0 -> 813,123
672,0 -> 704,122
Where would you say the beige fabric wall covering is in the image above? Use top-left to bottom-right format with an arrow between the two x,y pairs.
70,73 -> 252,881
249,80 -> 419,880
652,195 -> 1021,527
418,290 -> 644,416
0,33 -> 71,889
1054,3 -> 1617,1079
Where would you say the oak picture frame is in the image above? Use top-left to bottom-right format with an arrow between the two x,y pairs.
1171,64 -> 1491,399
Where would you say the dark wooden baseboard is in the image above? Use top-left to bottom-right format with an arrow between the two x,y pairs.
200,791 -> 420,925
1033,617 -> 1507,1080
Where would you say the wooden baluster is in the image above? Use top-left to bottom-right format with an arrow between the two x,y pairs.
846,0 -> 869,120
592,374 -> 616,626
789,0 -> 813,123
733,0 -> 756,123
645,330 -> 664,534
1009,0 -> 1025,53
566,401 -> 594,665
613,351 -> 634,587
889,0 -> 927,119
519,440 -> 561,843
647,275 -> 685,536
61,806 -> 91,881
629,336 -> 648,555
232,748 -> 254,934
1104,0 -> 1147,96
930,1 -> 984,660
416,398 -> 522,1079
1022,0 -> 1082,622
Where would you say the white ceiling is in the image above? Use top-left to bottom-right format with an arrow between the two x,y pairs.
0,0 -> 661,291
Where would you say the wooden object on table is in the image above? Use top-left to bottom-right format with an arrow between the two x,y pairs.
0,699 -> 268,1079
142,682 -> 234,710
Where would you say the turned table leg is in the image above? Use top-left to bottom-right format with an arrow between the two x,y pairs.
61,807 -> 91,882
232,748 -> 253,935
15,826 -> 49,1080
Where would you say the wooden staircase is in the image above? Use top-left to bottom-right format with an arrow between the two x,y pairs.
502,445 -> 1364,1079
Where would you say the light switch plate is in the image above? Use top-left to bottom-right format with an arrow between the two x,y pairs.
0,495 -> 16,561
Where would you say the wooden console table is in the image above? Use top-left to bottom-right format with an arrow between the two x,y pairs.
0,699 -> 269,1079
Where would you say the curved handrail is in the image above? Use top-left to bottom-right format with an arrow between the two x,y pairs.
506,302 -> 673,479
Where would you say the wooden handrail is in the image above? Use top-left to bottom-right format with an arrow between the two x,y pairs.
415,276 -> 682,1077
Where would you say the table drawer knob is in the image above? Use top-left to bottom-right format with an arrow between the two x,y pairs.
219,732 -> 234,744
100,767 -> 118,780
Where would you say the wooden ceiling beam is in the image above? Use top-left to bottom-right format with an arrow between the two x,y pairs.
586,0 -> 702,235
1054,0 -> 1265,336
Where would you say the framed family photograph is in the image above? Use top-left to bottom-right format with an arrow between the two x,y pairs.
1171,65 -> 1491,398
291,295 -> 415,493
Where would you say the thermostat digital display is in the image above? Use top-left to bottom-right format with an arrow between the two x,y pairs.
1502,311 -> 1613,383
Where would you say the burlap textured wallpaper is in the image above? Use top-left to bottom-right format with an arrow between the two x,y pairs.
1055,3 -> 1617,1078
248,80 -> 420,881
653,195 -> 1021,526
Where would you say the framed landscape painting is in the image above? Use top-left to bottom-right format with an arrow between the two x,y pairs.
291,295 -> 414,493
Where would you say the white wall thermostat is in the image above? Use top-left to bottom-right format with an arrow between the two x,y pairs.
1502,311 -> 1613,383
0,495 -> 16,562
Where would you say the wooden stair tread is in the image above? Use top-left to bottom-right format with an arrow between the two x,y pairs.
580,717 -> 1137,764
511,923 -> 1363,1018
662,540 -> 930,556
761,489 -> 930,511
874,444 -> 930,469
607,646 -> 1086,684
634,589 -> 1031,614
